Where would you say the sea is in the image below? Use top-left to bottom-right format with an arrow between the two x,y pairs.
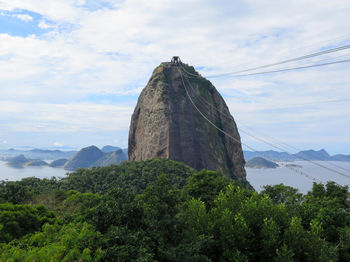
1,160 -> 350,194
247,161 -> 350,194
0,160 -> 68,181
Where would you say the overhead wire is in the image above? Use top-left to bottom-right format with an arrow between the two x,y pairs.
231,59 -> 350,77
180,64 -> 350,174
198,32 -> 350,80
181,43 -> 350,78
176,65 -> 324,184
182,58 -> 350,78
179,53 -> 350,172
180,64 -> 350,176
179,65 -> 350,179
234,122 -> 350,174
236,125 -> 350,174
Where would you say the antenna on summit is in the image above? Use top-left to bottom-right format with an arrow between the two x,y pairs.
171,56 -> 182,65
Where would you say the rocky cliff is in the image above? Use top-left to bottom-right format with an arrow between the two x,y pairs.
128,61 -> 247,181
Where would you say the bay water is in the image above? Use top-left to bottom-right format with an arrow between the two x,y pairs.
0,160 -> 68,181
1,160 -> 350,194
247,161 -> 350,193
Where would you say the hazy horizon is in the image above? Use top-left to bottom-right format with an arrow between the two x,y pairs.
0,144 -> 349,157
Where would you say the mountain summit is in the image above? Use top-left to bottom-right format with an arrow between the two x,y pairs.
128,59 -> 247,181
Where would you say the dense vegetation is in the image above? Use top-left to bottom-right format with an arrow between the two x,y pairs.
0,158 -> 350,261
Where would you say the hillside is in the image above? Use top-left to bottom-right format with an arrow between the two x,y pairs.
49,159 -> 68,168
24,160 -> 48,167
63,146 -> 128,171
6,155 -> 29,168
246,157 -> 279,169
295,149 -> 330,160
92,149 -> 127,167
101,145 -> 121,153
63,146 -> 104,171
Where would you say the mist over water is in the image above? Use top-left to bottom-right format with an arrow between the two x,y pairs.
0,161 -> 68,181
247,161 -> 350,194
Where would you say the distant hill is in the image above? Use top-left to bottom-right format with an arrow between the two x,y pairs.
244,150 -> 297,162
24,160 -> 48,167
331,154 -> 350,161
49,158 -> 68,168
244,149 -> 350,162
0,148 -> 76,160
2,145 -> 128,170
92,149 -> 127,167
101,145 -> 121,153
7,155 -> 48,168
64,146 -> 104,171
245,157 -> 279,169
64,146 -> 128,171
294,149 -> 330,160
7,155 -> 29,168
122,148 -> 128,158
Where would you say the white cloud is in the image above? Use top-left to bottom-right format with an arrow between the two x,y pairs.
0,0 -> 349,151
53,141 -> 63,147
12,13 -> 33,22
0,0 -> 83,22
38,20 -> 54,29
0,101 -> 134,132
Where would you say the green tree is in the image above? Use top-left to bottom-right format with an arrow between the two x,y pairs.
0,203 -> 55,243
0,222 -> 104,261
261,184 -> 303,210
185,170 -> 231,208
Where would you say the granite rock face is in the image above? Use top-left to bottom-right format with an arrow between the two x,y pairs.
128,62 -> 247,181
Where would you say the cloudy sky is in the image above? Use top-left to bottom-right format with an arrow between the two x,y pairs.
0,0 -> 349,154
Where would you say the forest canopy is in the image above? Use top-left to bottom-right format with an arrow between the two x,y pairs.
0,158 -> 349,261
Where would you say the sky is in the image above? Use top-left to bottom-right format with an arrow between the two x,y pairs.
0,0 -> 349,154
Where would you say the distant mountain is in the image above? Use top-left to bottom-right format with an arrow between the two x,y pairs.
7,155 -> 29,168
6,155 -> 48,168
243,150 -> 297,161
331,154 -> 350,161
246,157 -> 279,169
294,149 -> 330,160
122,148 -> 128,158
24,159 -> 48,167
64,146 -> 105,171
49,158 -> 68,168
64,145 -> 129,171
92,149 -> 127,167
101,145 -> 121,153
244,149 -> 350,162
0,148 -> 76,160
2,145 -> 129,170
